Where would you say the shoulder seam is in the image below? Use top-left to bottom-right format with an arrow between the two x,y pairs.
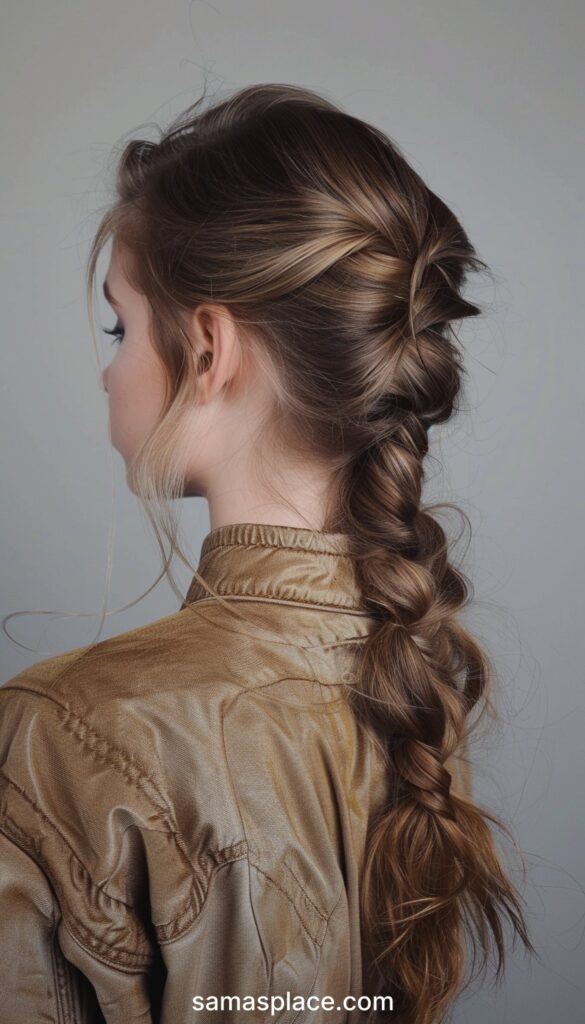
0,802 -> 153,970
157,841 -> 331,949
0,773 -> 138,911
1,685 -> 176,828
0,792 -> 251,968
57,704 -> 175,828
155,841 -> 248,944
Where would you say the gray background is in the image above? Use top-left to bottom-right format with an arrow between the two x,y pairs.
1,1 -> 583,1020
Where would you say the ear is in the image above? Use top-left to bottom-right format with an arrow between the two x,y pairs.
189,303 -> 243,405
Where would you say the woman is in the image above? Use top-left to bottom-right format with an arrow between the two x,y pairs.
0,83 -> 533,1023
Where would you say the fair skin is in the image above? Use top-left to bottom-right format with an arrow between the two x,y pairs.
101,246 -> 333,531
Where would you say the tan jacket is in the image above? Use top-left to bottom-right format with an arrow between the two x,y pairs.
0,522 -> 471,1024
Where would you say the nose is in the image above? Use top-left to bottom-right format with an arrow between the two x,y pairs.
101,367 -> 109,394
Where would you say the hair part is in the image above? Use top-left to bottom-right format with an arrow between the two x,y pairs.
85,82 -> 535,1023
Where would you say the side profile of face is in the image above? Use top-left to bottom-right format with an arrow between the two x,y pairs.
99,243 -> 335,529
101,243 -> 262,491
101,247 -> 168,461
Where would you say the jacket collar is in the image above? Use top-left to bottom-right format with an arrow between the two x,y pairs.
181,521 -> 365,613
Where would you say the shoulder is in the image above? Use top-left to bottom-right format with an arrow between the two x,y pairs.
0,609 -> 237,957
0,600 -> 279,870
0,603 -> 245,764
0,604 -> 240,848
0,614 -> 193,852
0,607 -> 357,974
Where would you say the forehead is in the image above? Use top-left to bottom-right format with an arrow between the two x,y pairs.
108,238 -> 140,286
103,244 -> 141,305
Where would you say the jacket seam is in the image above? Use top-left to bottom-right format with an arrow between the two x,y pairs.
220,677 -> 338,941
2,688 -> 203,900
1,663 -> 350,961
0,686 -> 176,828
60,918 -> 153,973
184,591 -> 370,614
0,817 -> 128,1011
54,702 -> 203,889
0,775 -> 217,945
50,920 -> 78,1024
0,815 -> 77,1019
0,799 -> 150,969
286,883 -> 345,1023
0,772 -> 139,911
56,704 -> 175,828
279,859 -> 329,923
153,841 -> 252,937
0,806 -> 153,970
201,539 -> 354,557
246,853 -> 327,946
0,780 -> 253,961
156,843 -> 328,950
154,843 -> 249,945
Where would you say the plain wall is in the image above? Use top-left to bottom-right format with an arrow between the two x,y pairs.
1,2 -> 583,1020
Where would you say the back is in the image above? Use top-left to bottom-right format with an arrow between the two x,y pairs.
0,522 -> 469,1023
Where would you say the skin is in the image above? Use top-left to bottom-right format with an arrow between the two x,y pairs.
101,245 -> 334,531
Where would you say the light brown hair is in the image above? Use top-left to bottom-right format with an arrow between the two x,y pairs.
86,82 -> 534,1023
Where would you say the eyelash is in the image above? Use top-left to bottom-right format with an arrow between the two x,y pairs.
102,320 -> 125,345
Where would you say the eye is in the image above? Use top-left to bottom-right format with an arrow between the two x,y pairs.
102,320 -> 125,345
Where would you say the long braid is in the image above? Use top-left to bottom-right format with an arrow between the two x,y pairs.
341,223 -> 532,1022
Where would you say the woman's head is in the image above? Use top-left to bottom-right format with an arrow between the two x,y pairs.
100,239 -> 299,518
90,82 -> 481,525
87,82 -> 533,1023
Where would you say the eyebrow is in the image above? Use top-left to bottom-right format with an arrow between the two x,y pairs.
102,277 -> 120,308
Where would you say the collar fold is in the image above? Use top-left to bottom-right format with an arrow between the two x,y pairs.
182,521 -> 364,612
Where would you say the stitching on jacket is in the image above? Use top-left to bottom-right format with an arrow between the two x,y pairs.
1,750 -> 237,958
185,589 -> 368,613
211,838 -> 249,865
2,650 -> 356,965
2,707 -> 216,951
55,704 -> 206,890
280,860 -> 329,923
151,840 -> 332,951
1,773 -> 221,959
156,841 -> 253,940
66,910 -> 153,970
0,793 -> 154,968
285,880 -> 345,1024
202,539 -> 354,557
0,792 -> 42,858
154,876 -> 208,944
152,847 -> 240,940
154,842 -> 250,944
0,771 -> 138,910
246,851 -> 327,947
316,634 -> 371,649
51,921 -> 77,1024
220,678 -> 340,944
60,917 -> 154,972
0,805 -> 153,971
56,705 -> 175,828
1,686 -> 179,828
4,788 -> 228,946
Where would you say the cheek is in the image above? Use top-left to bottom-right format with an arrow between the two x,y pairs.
107,347 -> 166,457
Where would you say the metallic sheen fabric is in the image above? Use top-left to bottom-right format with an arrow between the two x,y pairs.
0,521 -> 471,1023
